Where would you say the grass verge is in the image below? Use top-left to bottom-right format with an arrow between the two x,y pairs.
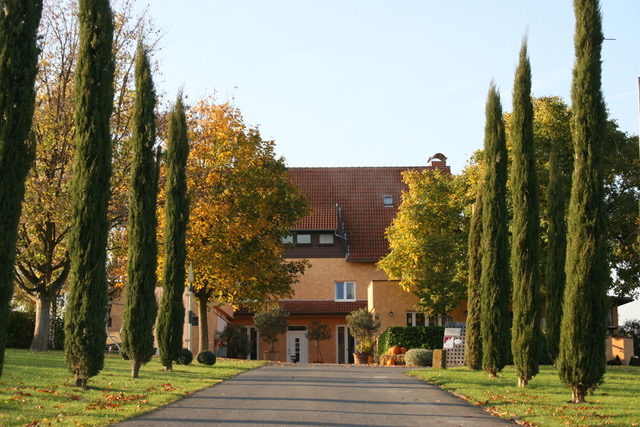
409,365 -> 640,427
0,349 -> 265,426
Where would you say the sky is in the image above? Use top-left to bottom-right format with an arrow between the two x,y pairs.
138,1 -> 640,323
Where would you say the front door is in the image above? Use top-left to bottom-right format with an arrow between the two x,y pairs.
287,327 -> 308,363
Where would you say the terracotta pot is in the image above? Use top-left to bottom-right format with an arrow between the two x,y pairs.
353,352 -> 369,364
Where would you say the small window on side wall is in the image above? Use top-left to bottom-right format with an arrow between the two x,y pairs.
383,195 -> 393,207
335,281 -> 355,301
281,234 -> 293,244
296,234 -> 311,245
319,233 -> 334,245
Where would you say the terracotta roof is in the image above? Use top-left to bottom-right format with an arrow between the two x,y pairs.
288,164 -> 450,260
234,300 -> 368,316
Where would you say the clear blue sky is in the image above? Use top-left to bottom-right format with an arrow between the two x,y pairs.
142,0 -> 640,322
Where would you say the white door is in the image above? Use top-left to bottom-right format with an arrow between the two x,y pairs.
287,330 -> 308,363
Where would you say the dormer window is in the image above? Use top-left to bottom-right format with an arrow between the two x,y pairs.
319,233 -> 334,245
296,234 -> 311,245
383,195 -> 393,207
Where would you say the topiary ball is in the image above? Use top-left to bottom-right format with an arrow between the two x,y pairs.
197,350 -> 217,366
404,349 -> 433,367
175,348 -> 193,365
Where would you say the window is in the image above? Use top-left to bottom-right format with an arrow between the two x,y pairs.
406,312 -> 452,326
296,234 -> 311,245
406,312 -> 426,326
319,233 -> 334,245
383,195 -> 393,207
281,234 -> 293,244
335,281 -> 355,301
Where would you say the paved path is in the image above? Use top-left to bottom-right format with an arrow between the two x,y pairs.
114,364 -> 514,426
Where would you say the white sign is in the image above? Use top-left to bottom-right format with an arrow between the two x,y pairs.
444,328 -> 462,337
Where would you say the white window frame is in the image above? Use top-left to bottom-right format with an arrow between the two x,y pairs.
319,233 -> 334,245
335,281 -> 356,301
296,234 -> 311,245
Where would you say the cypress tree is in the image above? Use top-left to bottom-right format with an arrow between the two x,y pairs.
157,93 -> 189,371
121,42 -> 159,379
0,0 -> 43,376
545,146 -> 567,364
465,186 -> 483,370
558,0 -> 608,404
510,39 -> 541,387
480,83 -> 511,377
64,0 -> 114,389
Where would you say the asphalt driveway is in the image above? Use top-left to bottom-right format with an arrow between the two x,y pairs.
113,364 -> 514,426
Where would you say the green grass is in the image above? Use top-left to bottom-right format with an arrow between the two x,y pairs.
0,349 -> 265,426
409,365 -> 640,427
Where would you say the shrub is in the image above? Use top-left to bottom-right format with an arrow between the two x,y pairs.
346,308 -> 380,354
217,324 -> 250,358
175,348 -> 193,365
7,311 -> 35,349
197,350 -> 217,365
405,349 -> 433,367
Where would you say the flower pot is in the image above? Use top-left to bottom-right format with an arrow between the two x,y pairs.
353,352 -> 369,364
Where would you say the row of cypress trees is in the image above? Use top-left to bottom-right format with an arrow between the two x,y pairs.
466,0 -> 609,402
62,0 -> 190,387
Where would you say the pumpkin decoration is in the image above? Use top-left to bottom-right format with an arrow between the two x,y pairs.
388,345 -> 401,355
400,347 -> 408,354
386,358 -> 396,366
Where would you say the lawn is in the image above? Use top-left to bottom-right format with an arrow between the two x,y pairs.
0,349 -> 265,426
409,365 -> 640,427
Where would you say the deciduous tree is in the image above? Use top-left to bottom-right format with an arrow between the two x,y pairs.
121,42 -> 159,379
64,0 -> 114,389
378,169 -> 468,315
185,98 -> 308,352
0,0 -> 43,375
558,0 -> 609,404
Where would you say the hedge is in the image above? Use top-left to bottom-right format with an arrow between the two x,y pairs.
377,326 -> 444,357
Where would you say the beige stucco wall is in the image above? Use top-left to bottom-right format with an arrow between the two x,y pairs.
606,336 -> 635,365
368,280 -> 420,332
289,258 -> 387,300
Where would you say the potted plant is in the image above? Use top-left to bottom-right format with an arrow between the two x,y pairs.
346,308 -> 380,364
253,303 -> 289,361
306,320 -> 332,363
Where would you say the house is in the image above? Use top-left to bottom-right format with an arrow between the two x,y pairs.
107,152 -> 634,365
229,153 -> 465,363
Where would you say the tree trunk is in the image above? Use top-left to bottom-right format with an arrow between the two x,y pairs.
131,359 -> 141,378
197,294 -> 209,353
571,386 -> 586,403
163,361 -> 172,371
518,377 -> 528,387
74,375 -> 87,389
31,293 -> 52,351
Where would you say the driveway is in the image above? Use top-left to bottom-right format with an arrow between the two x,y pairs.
113,364 -> 514,426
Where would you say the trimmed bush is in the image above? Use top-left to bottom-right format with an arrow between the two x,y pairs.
405,349 -> 433,367
175,348 -> 193,365
197,350 -> 217,366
